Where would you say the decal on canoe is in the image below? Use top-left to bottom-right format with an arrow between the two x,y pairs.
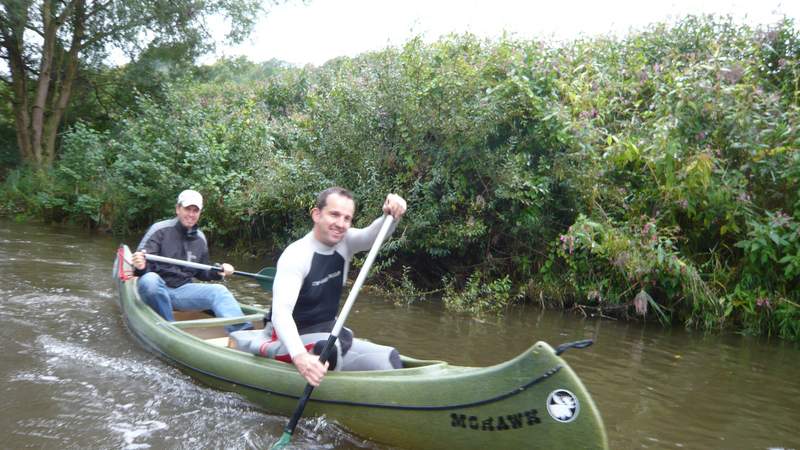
450,409 -> 541,431
546,389 -> 579,423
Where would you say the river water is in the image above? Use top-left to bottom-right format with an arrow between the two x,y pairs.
1,219 -> 798,449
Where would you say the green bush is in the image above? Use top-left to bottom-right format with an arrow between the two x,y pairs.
2,15 -> 800,338
443,271 -> 521,315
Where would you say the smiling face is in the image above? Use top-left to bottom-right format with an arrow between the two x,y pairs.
312,192 -> 355,246
175,204 -> 201,229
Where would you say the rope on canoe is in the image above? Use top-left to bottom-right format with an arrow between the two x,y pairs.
306,365 -> 563,411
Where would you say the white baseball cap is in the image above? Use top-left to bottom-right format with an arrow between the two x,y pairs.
177,189 -> 203,210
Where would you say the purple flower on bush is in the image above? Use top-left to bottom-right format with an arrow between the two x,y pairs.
770,211 -> 791,228
560,234 -> 575,255
612,252 -> 629,267
720,65 -> 744,84
756,297 -> 771,309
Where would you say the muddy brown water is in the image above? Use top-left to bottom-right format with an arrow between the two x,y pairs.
1,219 -> 798,449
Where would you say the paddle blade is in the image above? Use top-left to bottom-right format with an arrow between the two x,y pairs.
257,267 -> 276,292
270,431 -> 293,449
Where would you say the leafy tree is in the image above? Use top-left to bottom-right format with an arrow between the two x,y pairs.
0,81 -> 17,174
194,55 -> 293,84
0,0 -> 272,168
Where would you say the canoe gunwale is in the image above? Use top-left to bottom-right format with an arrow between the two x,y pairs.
131,315 -> 567,411
120,286 -> 568,410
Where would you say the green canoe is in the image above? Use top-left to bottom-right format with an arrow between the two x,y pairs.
113,246 -> 608,449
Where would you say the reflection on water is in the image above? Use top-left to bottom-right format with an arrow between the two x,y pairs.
1,219 -> 799,449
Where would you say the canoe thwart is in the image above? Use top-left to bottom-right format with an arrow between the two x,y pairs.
170,313 -> 264,329
206,336 -> 235,348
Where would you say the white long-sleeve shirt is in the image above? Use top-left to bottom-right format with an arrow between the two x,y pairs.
271,216 -> 397,358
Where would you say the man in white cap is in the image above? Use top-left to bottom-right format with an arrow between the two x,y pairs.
131,189 -> 252,333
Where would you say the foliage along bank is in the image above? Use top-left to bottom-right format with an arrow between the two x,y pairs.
2,15 -> 799,341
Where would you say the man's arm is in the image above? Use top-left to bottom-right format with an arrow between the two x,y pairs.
132,226 -> 162,275
271,258 -> 305,357
346,193 -> 406,253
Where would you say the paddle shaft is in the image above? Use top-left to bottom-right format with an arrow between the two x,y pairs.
331,215 -> 394,337
142,253 -> 272,282
275,215 -> 395,447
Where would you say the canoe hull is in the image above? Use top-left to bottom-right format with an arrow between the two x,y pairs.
114,251 -> 608,449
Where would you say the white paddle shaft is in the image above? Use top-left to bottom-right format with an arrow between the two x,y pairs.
331,215 -> 394,337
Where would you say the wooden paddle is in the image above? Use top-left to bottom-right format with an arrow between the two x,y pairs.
270,214 -> 395,450
141,253 -> 275,291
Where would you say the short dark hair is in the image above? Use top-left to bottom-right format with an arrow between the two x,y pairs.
315,186 -> 354,210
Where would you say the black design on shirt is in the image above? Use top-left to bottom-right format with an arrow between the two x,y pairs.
293,251 -> 345,329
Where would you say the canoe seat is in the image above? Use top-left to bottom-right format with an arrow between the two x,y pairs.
206,336 -> 234,348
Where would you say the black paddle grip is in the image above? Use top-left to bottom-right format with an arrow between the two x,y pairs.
555,339 -> 594,355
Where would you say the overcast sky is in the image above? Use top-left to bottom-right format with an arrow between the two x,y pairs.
208,0 -> 800,66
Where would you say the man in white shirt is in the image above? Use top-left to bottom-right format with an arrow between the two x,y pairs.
269,187 -> 406,385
